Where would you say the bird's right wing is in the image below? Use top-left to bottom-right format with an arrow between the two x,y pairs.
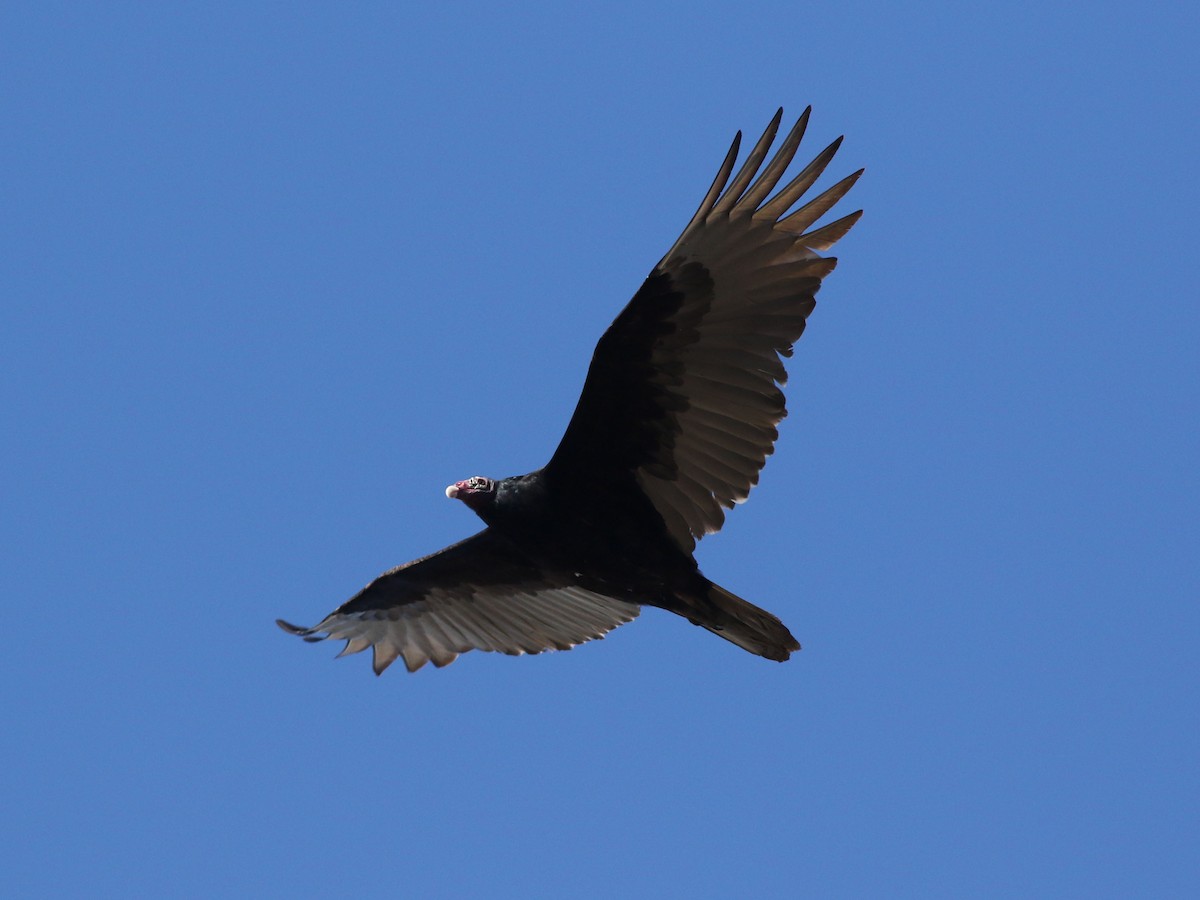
277,530 -> 639,675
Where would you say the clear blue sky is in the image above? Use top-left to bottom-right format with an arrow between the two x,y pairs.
3,3 -> 1196,897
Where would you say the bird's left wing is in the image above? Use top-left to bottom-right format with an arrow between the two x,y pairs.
546,108 -> 861,552
277,529 -> 639,675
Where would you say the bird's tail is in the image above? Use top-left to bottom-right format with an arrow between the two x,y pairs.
683,581 -> 800,662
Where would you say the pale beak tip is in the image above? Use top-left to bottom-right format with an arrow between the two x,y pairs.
445,484 -> 459,499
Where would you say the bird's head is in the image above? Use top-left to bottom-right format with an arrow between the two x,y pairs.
445,475 -> 497,513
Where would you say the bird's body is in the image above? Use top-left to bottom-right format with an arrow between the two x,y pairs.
278,108 -> 862,675
477,470 -> 690,603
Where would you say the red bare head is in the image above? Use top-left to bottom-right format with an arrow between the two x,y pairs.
445,475 -> 496,511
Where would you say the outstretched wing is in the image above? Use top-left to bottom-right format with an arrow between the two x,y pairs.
546,108 -> 862,552
277,530 -> 640,675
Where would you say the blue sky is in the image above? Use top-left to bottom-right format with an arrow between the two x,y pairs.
3,2 -> 1197,896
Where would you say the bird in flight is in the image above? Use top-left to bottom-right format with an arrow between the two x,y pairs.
278,107 -> 862,675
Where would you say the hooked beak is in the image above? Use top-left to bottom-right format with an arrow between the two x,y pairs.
445,483 -> 461,499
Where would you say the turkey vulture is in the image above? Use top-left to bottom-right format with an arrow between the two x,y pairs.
278,107 -> 862,675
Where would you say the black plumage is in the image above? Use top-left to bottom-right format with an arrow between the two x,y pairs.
277,107 -> 862,675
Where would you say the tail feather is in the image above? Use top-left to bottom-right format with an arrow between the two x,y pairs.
686,582 -> 800,662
